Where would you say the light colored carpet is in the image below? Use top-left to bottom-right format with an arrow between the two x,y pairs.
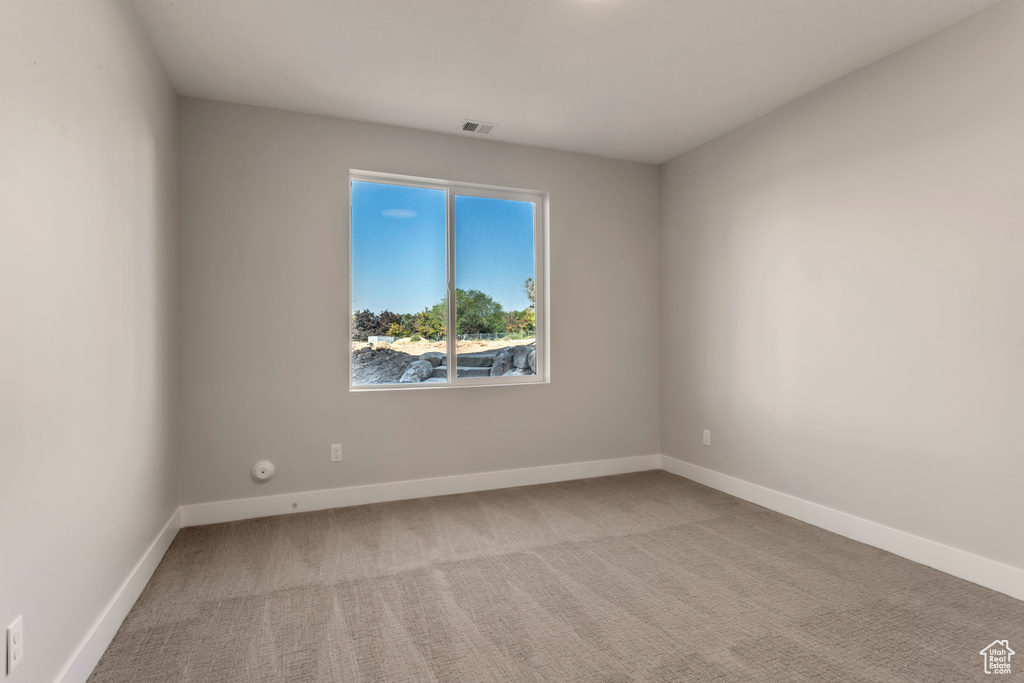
89,471 -> 1023,682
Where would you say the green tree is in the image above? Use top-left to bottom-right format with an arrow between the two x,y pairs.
352,309 -> 379,341
386,322 -> 411,338
524,277 -> 535,309
455,289 -> 504,335
353,309 -> 413,341
520,308 -> 536,335
504,310 -> 524,333
414,304 -> 446,340
376,311 -> 403,336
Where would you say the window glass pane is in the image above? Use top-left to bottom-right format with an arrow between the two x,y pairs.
453,195 -> 537,378
351,181 -> 447,385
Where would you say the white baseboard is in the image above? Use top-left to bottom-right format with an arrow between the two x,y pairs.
56,508 -> 182,683
659,454 -> 1024,602
57,453 -> 1022,683
180,454 -> 661,527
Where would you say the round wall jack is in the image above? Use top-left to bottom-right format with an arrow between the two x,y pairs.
252,460 -> 276,482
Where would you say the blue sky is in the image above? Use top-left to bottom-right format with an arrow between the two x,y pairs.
351,181 -> 535,314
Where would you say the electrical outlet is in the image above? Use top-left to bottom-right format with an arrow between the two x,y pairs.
7,615 -> 23,674
703,429 -> 711,446
331,443 -> 342,462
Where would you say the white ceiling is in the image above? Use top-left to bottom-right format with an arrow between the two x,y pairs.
131,0 -> 999,164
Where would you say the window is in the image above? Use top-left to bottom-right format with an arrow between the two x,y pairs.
349,171 -> 546,389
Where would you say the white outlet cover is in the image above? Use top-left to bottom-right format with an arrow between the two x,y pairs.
7,614 -> 23,674
703,429 -> 711,446
252,460 -> 276,482
331,444 -> 342,462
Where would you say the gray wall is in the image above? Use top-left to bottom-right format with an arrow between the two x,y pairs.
660,0 -> 1024,571
178,98 -> 661,505
0,1 -> 179,680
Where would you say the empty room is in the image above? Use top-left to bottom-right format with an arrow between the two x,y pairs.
2,0 -> 1023,681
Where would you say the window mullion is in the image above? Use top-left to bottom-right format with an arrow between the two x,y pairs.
445,188 -> 457,385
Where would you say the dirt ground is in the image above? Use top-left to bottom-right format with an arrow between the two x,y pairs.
351,337 -> 536,385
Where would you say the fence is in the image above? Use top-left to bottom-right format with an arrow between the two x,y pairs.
355,332 -> 533,343
456,333 -> 508,341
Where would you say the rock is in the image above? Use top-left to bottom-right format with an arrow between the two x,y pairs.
419,351 -> 445,367
455,354 -> 493,368
504,368 -> 530,376
528,349 -> 537,374
512,345 -> 532,369
490,348 -> 514,376
399,360 -> 433,383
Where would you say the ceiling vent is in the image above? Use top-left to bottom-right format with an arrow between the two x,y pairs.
461,119 -> 497,135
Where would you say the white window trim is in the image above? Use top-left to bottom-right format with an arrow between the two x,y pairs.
348,170 -> 549,391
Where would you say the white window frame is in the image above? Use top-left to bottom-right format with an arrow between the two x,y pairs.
349,170 -> 548,391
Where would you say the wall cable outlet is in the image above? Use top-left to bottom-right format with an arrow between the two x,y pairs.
251,461 -> 275,482
331,444 -> 343,462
